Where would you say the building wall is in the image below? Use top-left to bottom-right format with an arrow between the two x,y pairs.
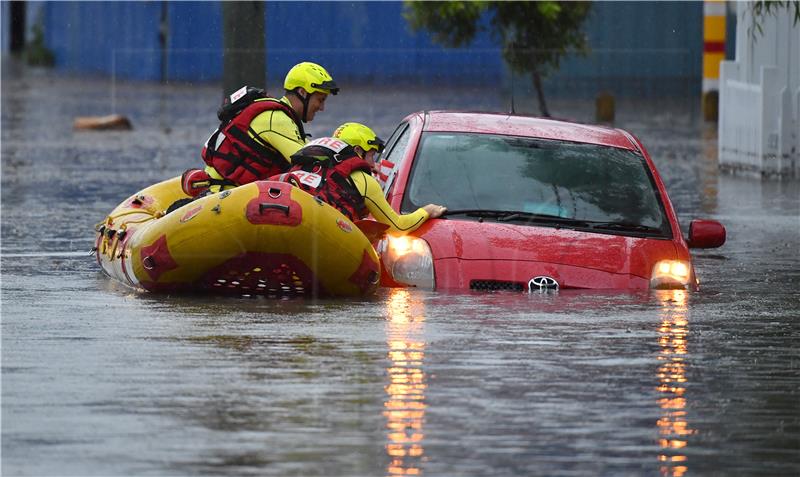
39,1 -> 164,80
7,1 -> 703,97
548,1 -> 703,97
1,2 -> 10,52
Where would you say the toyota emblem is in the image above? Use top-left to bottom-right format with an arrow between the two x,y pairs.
528,276 -> 559,292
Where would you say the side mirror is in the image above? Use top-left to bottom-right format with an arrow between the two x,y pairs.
687,219 -> 726,249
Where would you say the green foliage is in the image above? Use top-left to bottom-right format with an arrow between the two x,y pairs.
403,1 -> 591,78
750,0 -> 800,39
404,1 -> 487,47
26,21 -> 55,67
404,1 -> 591,115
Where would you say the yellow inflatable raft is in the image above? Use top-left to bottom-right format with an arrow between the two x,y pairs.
94,176 -> 381,297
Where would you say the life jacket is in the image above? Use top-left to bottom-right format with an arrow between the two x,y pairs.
276,137 -> 372,221
201,86 -> 305,186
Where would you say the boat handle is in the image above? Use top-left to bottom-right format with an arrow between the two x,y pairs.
142,256 -> 156,270
259,203 -> 290,216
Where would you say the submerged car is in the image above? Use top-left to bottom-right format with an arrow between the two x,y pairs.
375,111 -> 725,292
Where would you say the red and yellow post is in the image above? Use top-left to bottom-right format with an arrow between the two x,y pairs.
702,0 -> 727,121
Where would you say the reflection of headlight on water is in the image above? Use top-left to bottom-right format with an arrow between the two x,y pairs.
656,287 -> 691,476
650,260 -> 692,290
379,236 -> 435,289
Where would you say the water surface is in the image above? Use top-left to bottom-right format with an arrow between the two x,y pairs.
2,59 -> 798,476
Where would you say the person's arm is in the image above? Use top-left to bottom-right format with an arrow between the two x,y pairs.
350,170 -> 445,235
250,109 -> 306,164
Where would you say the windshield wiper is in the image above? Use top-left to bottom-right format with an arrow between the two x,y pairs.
442,209 -> 507,218
442,209 -> 591,226
441,210 -> 665,235
586,222 -> 664,234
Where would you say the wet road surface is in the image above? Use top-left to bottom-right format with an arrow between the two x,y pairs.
2,59 -> 799,476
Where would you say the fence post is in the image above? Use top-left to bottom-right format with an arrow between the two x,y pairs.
222,1 -> 265,98
702,0 -> 727,121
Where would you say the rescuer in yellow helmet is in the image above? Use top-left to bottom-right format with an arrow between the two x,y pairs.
275,122 -> 447,235
188,61 -> 338,195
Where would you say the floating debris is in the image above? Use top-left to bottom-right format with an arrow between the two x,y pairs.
73,114 -> 132,131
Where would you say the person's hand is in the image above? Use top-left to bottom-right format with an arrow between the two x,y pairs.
423,204 -> 447,219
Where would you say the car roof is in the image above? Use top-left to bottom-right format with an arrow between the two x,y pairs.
419,111 -> 640,151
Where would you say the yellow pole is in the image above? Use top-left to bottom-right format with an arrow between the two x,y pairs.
703,0 -> 727,121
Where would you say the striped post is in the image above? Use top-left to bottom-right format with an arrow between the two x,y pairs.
702,0 -> 727,121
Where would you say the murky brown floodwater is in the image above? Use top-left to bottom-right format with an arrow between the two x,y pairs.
2,58 -> 799,476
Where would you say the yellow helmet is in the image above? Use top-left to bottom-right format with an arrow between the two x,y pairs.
333,123 -> 385,153
284,62 -> 339,96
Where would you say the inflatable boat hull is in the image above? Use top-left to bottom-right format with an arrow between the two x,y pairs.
95,177 -> 380,297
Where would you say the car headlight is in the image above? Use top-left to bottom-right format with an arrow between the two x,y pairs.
650,260 -> 693,289
378,235 -> 435,289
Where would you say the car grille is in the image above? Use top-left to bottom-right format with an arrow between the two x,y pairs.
470,280 -> 525,292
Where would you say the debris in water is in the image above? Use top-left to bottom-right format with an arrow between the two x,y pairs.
73,114 -> 132,131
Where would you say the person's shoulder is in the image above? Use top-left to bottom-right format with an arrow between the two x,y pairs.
263,106 -> 296,125
253,98 -> 292,118
350,169 -> 380,187
251,102 -> 300,134
350,169 -> 370,177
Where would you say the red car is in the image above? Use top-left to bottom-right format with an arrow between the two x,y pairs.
375,111 -> 725,292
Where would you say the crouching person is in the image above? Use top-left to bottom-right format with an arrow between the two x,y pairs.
182,61 -> 339,198
275,122 -> 446,235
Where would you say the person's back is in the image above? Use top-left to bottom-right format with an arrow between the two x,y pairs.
284,136 -> 375,221
201,88 -> 304,188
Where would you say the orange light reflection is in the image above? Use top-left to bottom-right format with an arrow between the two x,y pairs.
656,290 -> 693,476
384,289 -> 427,476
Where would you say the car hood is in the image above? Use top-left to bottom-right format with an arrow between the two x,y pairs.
419,218 -> 678,277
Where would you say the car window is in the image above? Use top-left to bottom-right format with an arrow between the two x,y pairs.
402,132 -> 670,236
378,123 -> 411,195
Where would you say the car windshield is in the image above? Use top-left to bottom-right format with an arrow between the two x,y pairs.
402,132 -> 671,237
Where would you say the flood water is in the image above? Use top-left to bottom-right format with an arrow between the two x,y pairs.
2,59 -> 799,476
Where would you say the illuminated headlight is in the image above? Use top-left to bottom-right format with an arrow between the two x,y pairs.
378,235 -> 435,289
650,260 -> 693,289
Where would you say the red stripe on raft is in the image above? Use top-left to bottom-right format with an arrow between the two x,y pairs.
704,41 -> 725,53
348,249 -> 380,295
139,234 -> 179,283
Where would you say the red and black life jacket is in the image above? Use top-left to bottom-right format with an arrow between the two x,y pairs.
201,86 -> 305,186
276,137 -> 372,221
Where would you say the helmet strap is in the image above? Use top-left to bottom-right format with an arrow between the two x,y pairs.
287,89 -> 311,123
300,93 -> 310,123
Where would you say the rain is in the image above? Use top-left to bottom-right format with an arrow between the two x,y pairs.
2,2 -> 799,476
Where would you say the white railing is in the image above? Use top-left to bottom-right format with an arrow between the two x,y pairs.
718,2 -> 799,177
